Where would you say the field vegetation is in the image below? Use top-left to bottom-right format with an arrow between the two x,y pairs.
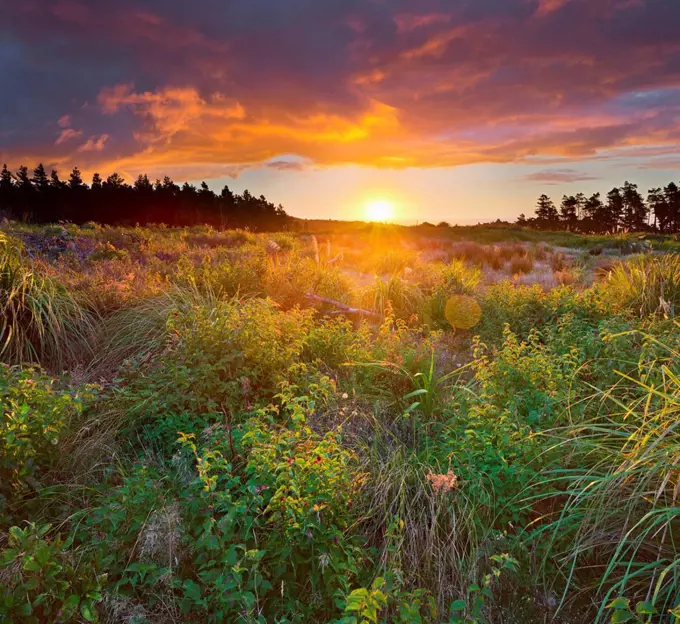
1,220 -> 680,623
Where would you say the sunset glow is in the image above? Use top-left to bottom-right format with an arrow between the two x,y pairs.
2,1 -> 680,222
365,199 -> 396,222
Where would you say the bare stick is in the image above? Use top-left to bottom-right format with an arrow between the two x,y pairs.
305,292 -> 381,319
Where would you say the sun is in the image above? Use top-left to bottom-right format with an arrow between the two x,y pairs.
365,199 -> 396,222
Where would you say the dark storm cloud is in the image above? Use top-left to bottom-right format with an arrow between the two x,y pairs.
1,0 -> 680,179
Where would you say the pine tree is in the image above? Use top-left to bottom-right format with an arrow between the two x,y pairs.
647,188 -> 669,232
664,182 -> 680,233
535,194 -> 558,228
559,195 -> 578,229
17,165 -> 32,191
0,164 -> 13,192
32,163 -> 49,190
605,188 -> 624,233
621,181 -> 647,231
50,170 -> 65,188
91,173 -> 103,190
69,167 -> 84,189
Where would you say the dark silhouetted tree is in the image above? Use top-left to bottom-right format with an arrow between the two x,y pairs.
69,167 -> 84,189
535,194 -> 558,228
621,181 -> 647,231
32,163 -> 49,191
559,195 -> 578,230
664,182 -> 680,233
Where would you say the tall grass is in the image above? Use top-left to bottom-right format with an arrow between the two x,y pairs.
529,330 -> 680,620
605,253 -> 680,317
0,233 -> 95,368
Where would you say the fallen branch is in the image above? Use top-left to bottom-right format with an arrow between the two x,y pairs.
305,292 -> 381,319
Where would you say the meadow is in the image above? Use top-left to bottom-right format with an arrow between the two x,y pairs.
1,220 -> 680,623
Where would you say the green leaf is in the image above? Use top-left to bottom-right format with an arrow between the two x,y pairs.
610,611 -> 634,623
345,589 -> 368,612
607,598 -> 631,610
23,558 -> 42,573
450,599 -> 466,612
61,595 -> 80,617
635,601 -> 657,616
80,599 -> 96,622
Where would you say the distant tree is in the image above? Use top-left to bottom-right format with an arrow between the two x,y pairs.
50,169 -> 66,189
664,182 -> 680,233
0,165 -> 14,216
134,174 -> 153,193
516,213 -> 527,226
581,192 -> 605,232
17,166 -> 32,191
535,194 -> 558,228
104,172 -> 125,189
621,181 -> 647,231
647,188 -> 668,232
69,167 -> 84,189
0,164 -> 13,192
32,163 -> 49,191
559,195 -> 578,230
604,187 -> 624,233
574,192 -> 587,221
0,162 -> 288,229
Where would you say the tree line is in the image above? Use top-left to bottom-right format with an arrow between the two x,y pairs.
518,181 -> 680,234
0,163 -> 289,230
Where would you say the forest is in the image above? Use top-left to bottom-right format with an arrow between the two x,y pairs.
522,181 -> 680,233
0,164 -> 288,231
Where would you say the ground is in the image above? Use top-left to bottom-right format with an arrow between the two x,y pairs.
1,221 -> 679,623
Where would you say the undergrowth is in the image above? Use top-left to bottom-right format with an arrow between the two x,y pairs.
2,224 -> 680,623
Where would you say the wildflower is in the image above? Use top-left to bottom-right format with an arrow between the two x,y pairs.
287,457 -> 294,465
341,392 -> 349,400
426,470 -> 459,494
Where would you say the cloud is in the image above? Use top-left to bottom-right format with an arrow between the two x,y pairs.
522,168 -> 600,184
266,160 -> 308,171
55,128 -> 82,145
2,0 -> 680,180
394,13 -> 450,33
78,134 -> 109,152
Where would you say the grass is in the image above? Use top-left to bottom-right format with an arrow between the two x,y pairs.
0,233 -> 96,369
3,222 -> 680,623
605,253 -> 680,317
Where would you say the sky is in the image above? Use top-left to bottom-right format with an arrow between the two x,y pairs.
2,0 -> 680,223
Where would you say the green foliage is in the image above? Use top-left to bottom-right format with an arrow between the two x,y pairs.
7,224 -> 680,623
0,365 -> 94,523
112,297 -> 313,450
0,523 -> 105,623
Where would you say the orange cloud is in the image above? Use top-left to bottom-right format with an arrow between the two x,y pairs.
55,128 -> 82,145
78,134 -> 109,152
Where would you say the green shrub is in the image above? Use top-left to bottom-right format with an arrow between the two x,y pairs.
423,260 -> 481,329
0,365 -> 94,523
112,298 -> 314,451
0,523 -> 105,623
